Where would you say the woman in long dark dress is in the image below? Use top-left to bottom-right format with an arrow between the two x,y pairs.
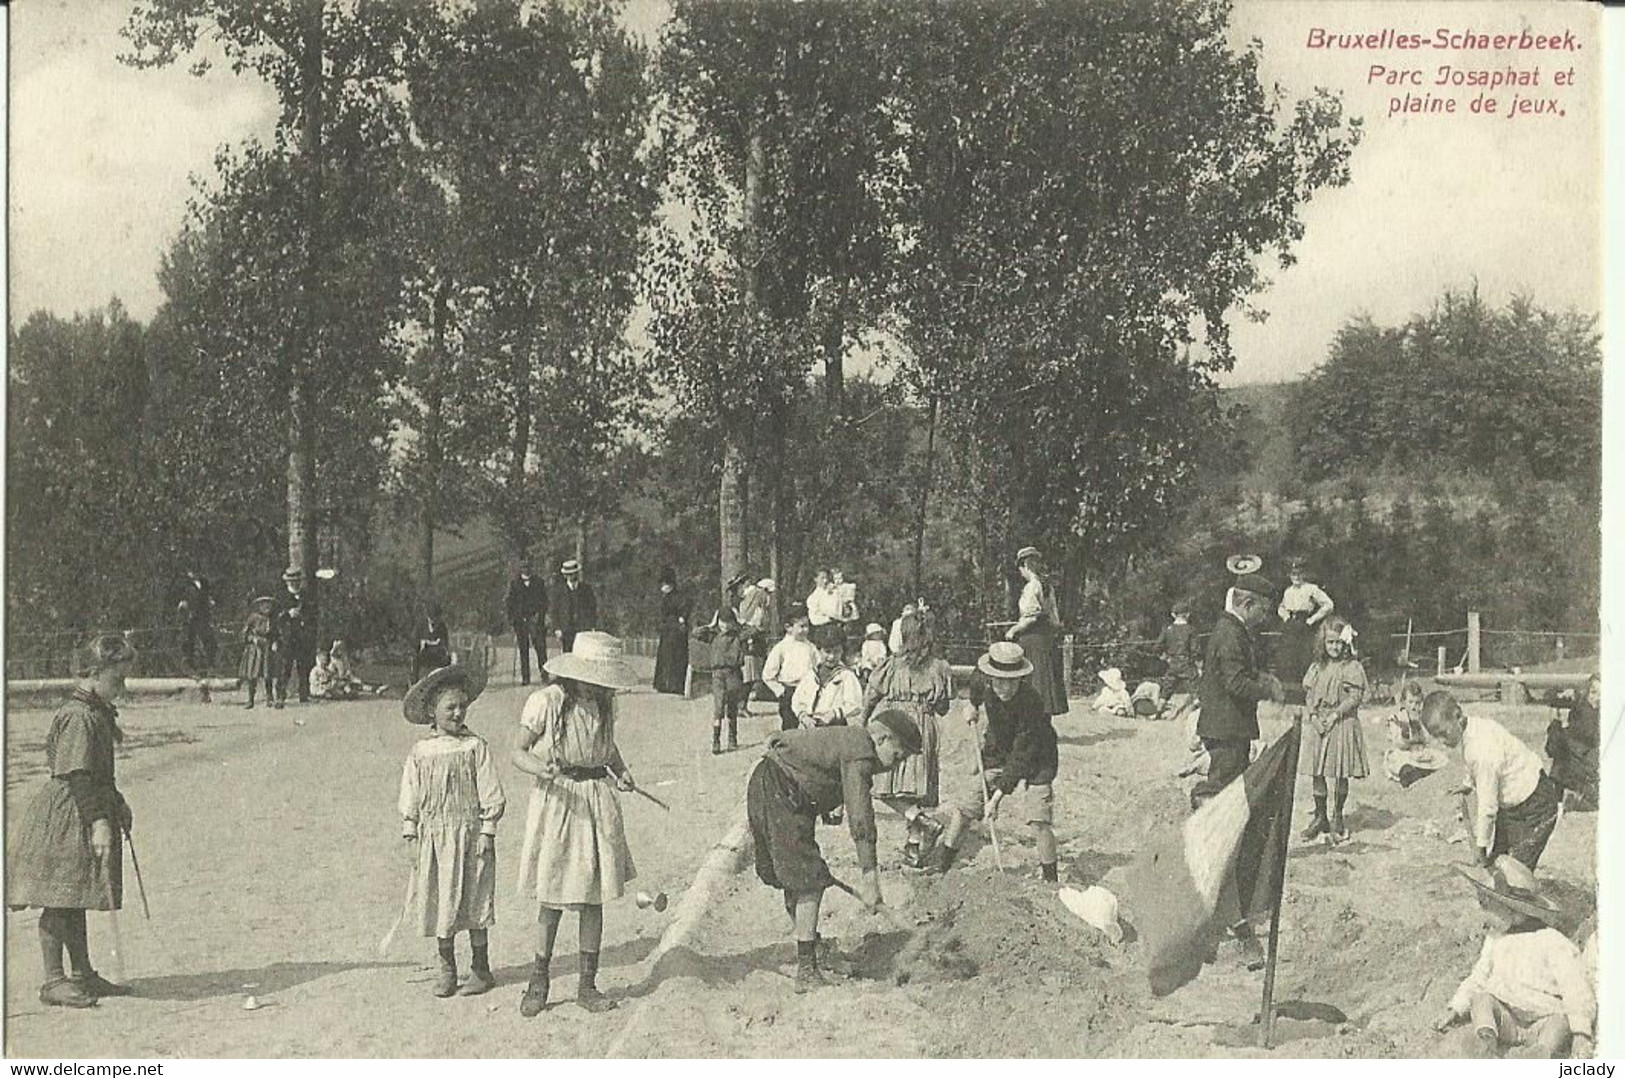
1007,547 -> 1068,717
652,568 -> 689,695
7,634 -> 139,1008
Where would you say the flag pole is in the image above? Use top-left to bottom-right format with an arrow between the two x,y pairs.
1258,712 -> 1304,1050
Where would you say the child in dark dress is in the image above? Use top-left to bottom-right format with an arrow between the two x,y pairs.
1545,674 -> 1599,810
237,596 -> 278,709
6,635 -> 140,1008
1156,601 -> 1199,722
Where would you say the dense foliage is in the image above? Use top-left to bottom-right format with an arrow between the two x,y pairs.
6,2 -> 1598,681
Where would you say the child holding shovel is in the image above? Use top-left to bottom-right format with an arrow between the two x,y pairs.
745,711 -> 920,992
396,664 -> 506,998
928,642 -> 1061,881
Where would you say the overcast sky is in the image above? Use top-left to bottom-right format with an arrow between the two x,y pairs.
6,0 -> 1600,386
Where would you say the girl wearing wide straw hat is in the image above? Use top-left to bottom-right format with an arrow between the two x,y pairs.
7,634 -> 140,1009
396,664 -> 506,998
511,632 -> 640,1017
1007,547 -> 1067,717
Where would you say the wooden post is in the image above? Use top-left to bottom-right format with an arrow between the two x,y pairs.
1258,714 -> 1304,1050
1062,634 -> 1075,698
1437,645 -> 1447,677
1466,612 -> 1481,673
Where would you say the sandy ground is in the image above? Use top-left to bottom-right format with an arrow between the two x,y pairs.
3,659 -> 1596,1058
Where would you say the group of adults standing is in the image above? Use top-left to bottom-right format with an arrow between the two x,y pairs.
502,559 -> 599,686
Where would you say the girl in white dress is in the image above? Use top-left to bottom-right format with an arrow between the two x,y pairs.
397,665 -> 506,998
511,632 -> 641,1017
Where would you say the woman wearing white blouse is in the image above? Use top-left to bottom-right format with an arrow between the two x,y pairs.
1006,547 -> 1067,716
1276,559 -> 1333,704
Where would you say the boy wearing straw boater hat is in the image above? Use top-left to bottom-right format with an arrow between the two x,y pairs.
746,710 -> 921,992
511,632 -> 641,1016
395,664 -> 506,997
552,559 -> 597,656
928,642 -> 1061,881
1432,856 -> 1594,1059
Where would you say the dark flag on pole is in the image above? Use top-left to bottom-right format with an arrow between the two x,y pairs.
1123,718 -> 1302,998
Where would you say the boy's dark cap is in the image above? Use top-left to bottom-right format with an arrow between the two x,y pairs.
869,708 -> 922,755
1233,572 -> 1277,599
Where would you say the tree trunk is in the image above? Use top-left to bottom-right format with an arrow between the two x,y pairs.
287,0 -> 324,615
720,126 -> 766,605
911,393 -> 939,596
506,340 -> 531,561
768,394 -> 790,629
420,282 -> 450,591
575,516 -> 587,563
739,469 -> 751,569
719,439 -> 747,605
824,280 -> 846,412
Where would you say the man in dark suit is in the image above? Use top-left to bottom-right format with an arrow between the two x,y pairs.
1192,568 -> 1284,969
505,563 -> 549,685
275,567 -> 319,705
177,569 -> 217,674
1193,570 -> 1284,809
553,558 -> 597,655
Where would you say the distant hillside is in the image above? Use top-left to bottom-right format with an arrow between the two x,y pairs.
1220,381 -> 1298,494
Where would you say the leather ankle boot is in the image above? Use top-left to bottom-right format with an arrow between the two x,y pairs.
519,955 -> 550,1018
577,951 -> 618,1012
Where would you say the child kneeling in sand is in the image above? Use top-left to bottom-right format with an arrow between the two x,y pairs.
397,665 -> 506,997
746,711 -> 919,992
1433,856 -> 1594,1059
928,642 -> 1060,882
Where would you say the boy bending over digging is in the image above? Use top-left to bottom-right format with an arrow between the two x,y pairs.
746,711 -> 921,992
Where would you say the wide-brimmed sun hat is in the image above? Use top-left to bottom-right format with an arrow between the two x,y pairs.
1015,545 -> 1042,565
1098,667 -> 1127,693
403,663 -> 486,726
543,631 -> 638,691
560,558 -> 582,577
281,566 -> 305,582
1454,856 -> 1563,927
865,622 -> 885,638
253,594 -> 275,607
978,641 -> 1034,680
757,578 -> 776,592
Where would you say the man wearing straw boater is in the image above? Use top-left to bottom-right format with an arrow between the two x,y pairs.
553,558 -> 597,657
511,632 -> 641,1016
